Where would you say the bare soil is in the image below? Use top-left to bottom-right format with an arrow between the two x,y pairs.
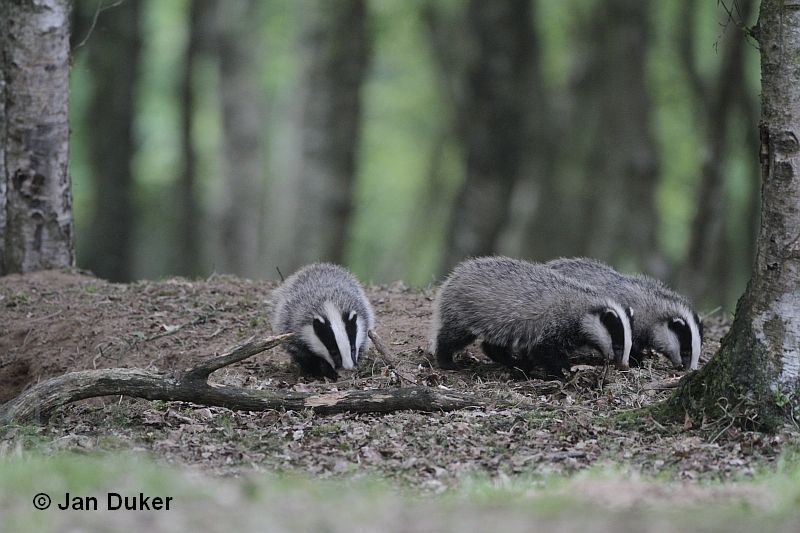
0,270 -> 797,490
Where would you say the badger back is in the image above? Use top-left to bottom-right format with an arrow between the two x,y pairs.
271,263 -> 375,368
436,257 -> 631,365
547,257 -> 702,370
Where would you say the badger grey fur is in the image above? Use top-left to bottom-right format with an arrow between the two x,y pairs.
271,263 -> 375,380
430,256 -> 632,377
546,257 -> 703,370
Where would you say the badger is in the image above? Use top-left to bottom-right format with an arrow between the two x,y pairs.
271,263 -> 375,380
545,257 -> 703,370
429,256 -> 633,378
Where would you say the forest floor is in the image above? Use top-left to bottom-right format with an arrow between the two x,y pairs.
1,270 -> 800,531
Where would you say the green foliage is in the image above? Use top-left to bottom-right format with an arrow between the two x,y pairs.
68,0 -> 762,303
2,452 -> 800,531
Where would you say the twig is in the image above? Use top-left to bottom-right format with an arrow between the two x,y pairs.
145,315 -> 208,342
74,0 -> 127,50
643,377 -> 682,391
368,330 -> 418,384
183,334 -> 293,381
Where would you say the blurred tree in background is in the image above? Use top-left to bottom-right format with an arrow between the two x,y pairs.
281,0 -> 370,271
65,0 -> 759,313
75,0 -> 141,282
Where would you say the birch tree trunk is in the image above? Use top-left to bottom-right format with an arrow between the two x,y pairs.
82,0 -> 141,282
216,0 -> 265,278
286,0 -> 370,269
669,0 -> 800,430
1,0 -> 74,274
441,0 -> 531,272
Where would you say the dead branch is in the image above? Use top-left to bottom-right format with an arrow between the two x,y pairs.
0,333 -> 483,424
368,330 -> 418,384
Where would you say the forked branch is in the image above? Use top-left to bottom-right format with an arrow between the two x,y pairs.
0,333 -> 483,424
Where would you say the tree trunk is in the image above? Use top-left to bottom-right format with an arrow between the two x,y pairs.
0,36 -> 6,273
504,0 -> 563,261
681,0 -> 755,305
440,0 -> 532,272
1,0 -> 74,274
667,0 -> 800,431
216,0 -> 265,278
578,0 -> 660,270
82,0 -> 141,282
175,0 -> 213,278
286,0 -> 370,269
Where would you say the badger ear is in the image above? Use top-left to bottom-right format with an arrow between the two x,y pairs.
601,309 -> 619,322
669,317 -> 686,330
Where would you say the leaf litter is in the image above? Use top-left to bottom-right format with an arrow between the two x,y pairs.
0,269 -> 797,502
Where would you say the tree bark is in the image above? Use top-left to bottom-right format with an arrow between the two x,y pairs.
82,0 -> 141,282
440,0 -> 532,272
1,0 -> 74,275
0,333 -> 484,424
667,0 -> 800,431
286,0 -> 370,269
216,0 -> 265,278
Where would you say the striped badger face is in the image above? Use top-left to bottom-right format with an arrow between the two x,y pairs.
305,301 -> 362,373
581,304 -> 633,370
654,312 -> 703,371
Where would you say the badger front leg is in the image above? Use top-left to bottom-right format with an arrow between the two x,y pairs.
288,344 -> 338,380
481,341 -> 516,367
433,328 -> 475,369
526,343 -> 571,380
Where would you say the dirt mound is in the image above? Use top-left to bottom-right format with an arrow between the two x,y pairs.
1,269 -> 792,487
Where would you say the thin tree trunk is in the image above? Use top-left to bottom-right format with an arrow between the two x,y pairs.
175,0 -> 212,278
667,0 -> 800,431
0,38 -> 6,273
681,0 -> 755,304
83,0 -> 141,282
580,0 -> 660,269
440,0 -> 533,272
1,0 -> 74,274
216,0 -> 265,278
511,0 -> 563,261
286,0 -> 370,269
